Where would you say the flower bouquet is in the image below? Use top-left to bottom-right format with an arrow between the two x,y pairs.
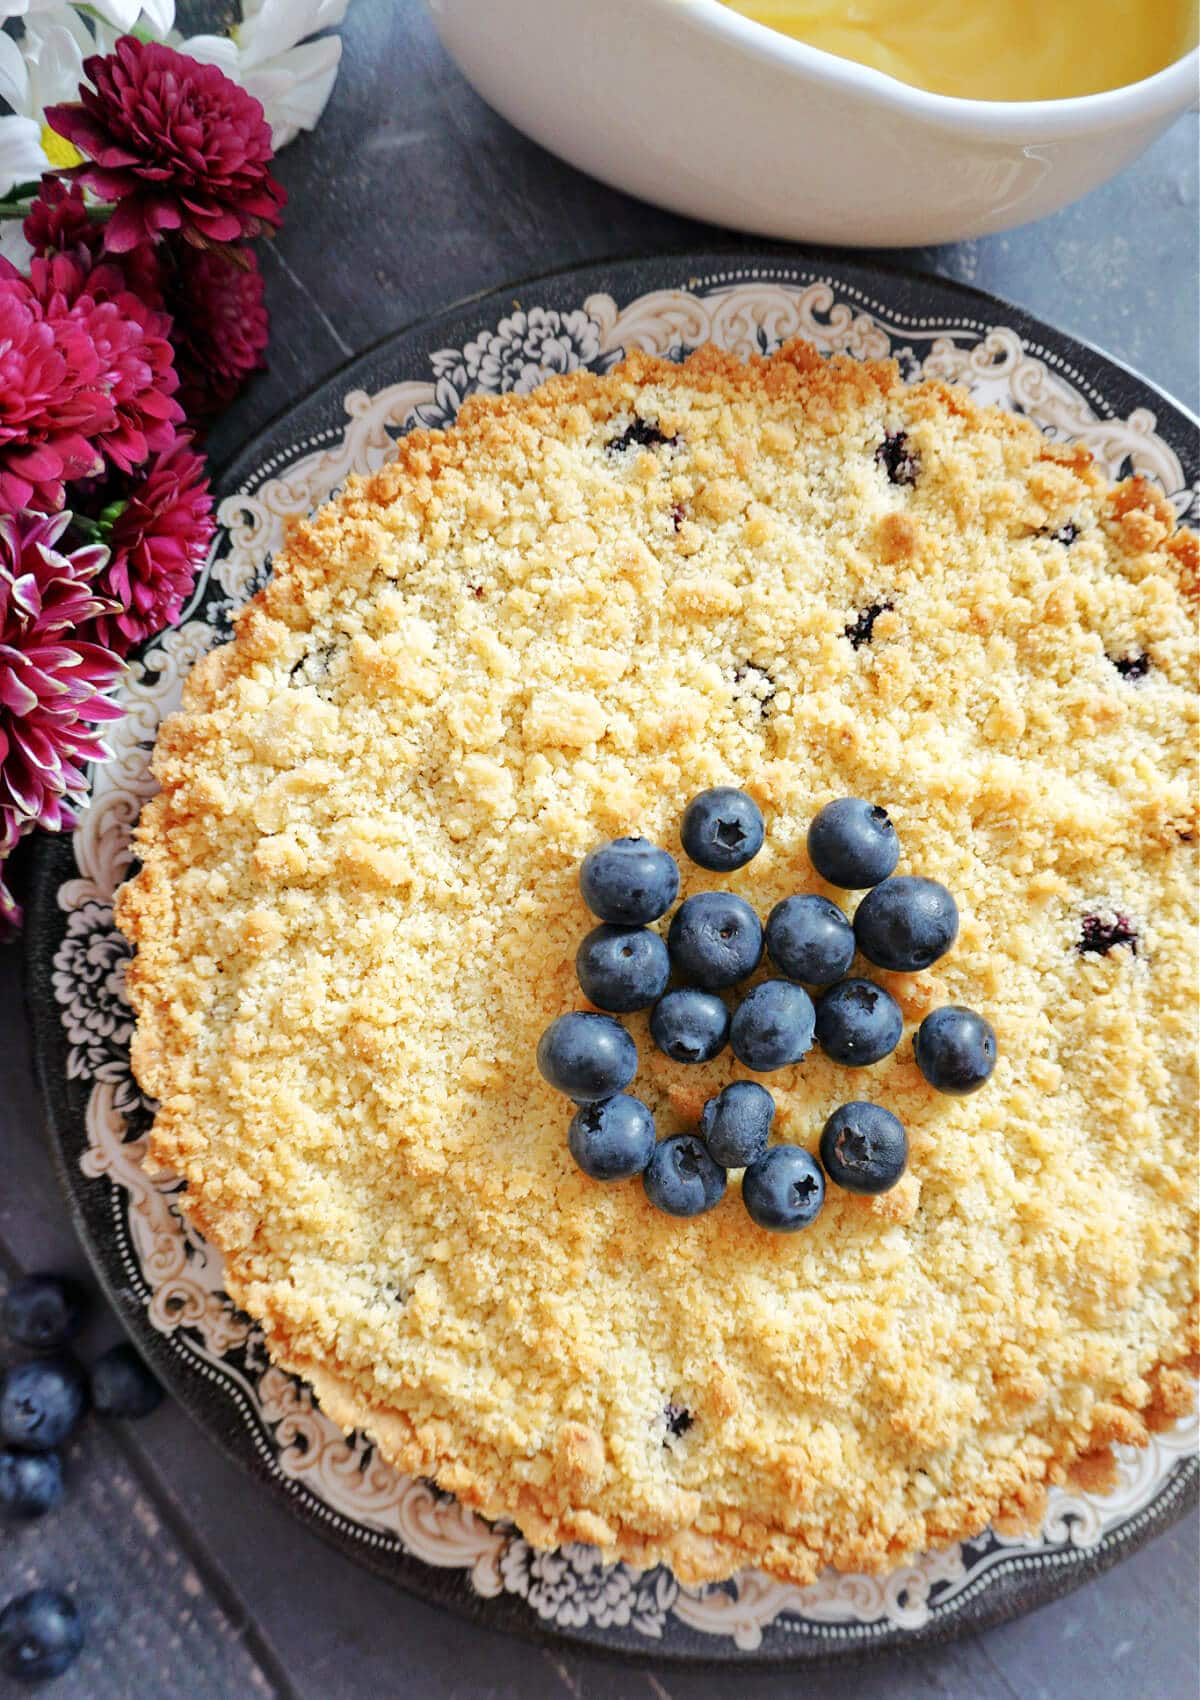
0,1 -> 350,931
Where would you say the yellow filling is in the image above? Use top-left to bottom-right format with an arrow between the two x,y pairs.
720,0 -> 1197,100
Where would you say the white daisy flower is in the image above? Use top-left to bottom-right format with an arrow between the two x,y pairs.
179,0 -> 350,150
90,0 -> 175,32
0,112 -> 45,199
0,9 -> 90,192
0,214 -> 34,268
0,0 -> 174,30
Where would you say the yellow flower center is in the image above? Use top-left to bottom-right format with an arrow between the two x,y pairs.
41,126 -> 83,171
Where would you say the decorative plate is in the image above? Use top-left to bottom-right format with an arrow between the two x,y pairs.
24,253 -> 1198,1664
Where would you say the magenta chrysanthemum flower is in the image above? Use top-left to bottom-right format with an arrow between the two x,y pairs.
23,178 -> 95,260
83,435 -> 215,656
0,509 -> 125,935
0,257 -> 183,511
23,178 -> 164,309
166,245 -> 269,419
0,271 -> 110,513
23,254 -> 182,479
47,38 -> 286,256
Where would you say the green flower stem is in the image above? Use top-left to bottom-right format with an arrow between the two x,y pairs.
0,199 -> 114,223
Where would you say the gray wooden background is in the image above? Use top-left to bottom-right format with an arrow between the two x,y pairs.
2,1 -> 1197,1695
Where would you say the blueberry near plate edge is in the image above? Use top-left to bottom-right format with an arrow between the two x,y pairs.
18,250 -> 1200,1667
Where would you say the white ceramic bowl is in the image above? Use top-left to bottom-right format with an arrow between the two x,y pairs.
427,0 -> 1198,246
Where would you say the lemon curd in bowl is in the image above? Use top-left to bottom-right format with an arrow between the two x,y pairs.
720,0 -> 1198,100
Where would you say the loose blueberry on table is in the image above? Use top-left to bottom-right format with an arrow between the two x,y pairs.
0,1359 -> 87,1452
0,1450 -> 64,1521
820,1102 -> 908,1194
667,890 -> 763,990
568,1095 -> 657,1181
914,1005 -> 998,1095
699,1081 -> 775,1168
575,923 -> 670,1013
815,978 -> 904,1067
0,1590 -> 84,1685
650,988 -> 731,1064
90,1343 -> 165,1420
680,786 -> 765,872
765,893 -> 855,986
742,1145 -> 826,1232
854,874 -> 959,972
3,1276 -> 86,1353
643,1134 -> 727,1217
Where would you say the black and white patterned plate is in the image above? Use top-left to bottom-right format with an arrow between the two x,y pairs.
23,253 -> 1198,1663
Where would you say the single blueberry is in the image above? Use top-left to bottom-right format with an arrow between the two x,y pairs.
814,978 -> 903,1066
3,1276 -> 86,1353
667,892 -> 763,990
1079,912 -> 1139,956
0,1589 -> 84,1684
844,601 -> 893,650
0,1450 -> 63,1521
642,1135 -> 727,1217
662,1403 -> 693,1442
567,1095 -> 657,1181
914,1006 -> 998,1095
579,837 -> 680,926
680,787 -> 765,872
819,1102 -> 908,1194
536,1012 -> 639,1102
729,980 -> 815,1072
742,1145 -> 826,1231
699,1081 -> 775,1168
90,1344 -> 164,1420
854,876 -> 959,972
765,894 -> 855,985
807,798 -> 899,889
576,925 -> 670,1013
0,1359 -> 87,1452
876,431 -> 920,486
607,418 -> 678,454
649,989 -> 729,1064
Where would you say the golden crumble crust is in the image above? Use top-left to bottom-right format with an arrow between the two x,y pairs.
116,341 -> 1199,1585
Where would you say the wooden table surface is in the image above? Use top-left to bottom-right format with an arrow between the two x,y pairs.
2,2 -> 1197,1695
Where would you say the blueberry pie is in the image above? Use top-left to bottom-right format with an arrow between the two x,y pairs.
118,342 -> 1198,1585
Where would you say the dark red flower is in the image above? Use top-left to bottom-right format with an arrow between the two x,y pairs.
23,178 -> 163,308
1,508 -> 125,934
165,244 -> 269,418
23,178 -> 96,260
20,253 -> 182,481
47,37 -> 286,256
82,434 -> 215,656
0,269 -> 110,512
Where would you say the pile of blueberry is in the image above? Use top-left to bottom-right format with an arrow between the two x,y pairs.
1,1273 -> 164,1685
537,789 -> 997,1232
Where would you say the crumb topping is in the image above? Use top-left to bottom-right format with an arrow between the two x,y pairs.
117,341 -> 1199,1586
